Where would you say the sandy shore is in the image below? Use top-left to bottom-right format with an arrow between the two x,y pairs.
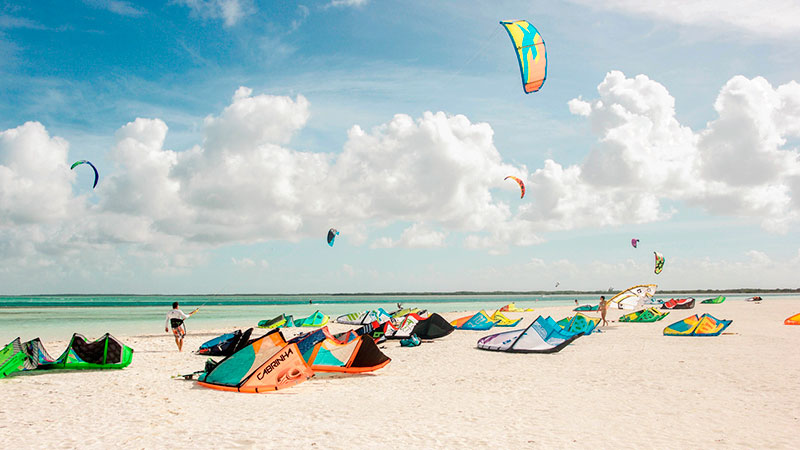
2,299 -> 799,449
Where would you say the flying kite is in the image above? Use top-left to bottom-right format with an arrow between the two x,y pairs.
631,238 -> 639,248
327,228 -> 339,247
654,252 -> 665,274
70,160 -> 99,189
504,176 -> 525,199
499,20 -> 547,94
555,281 -> 560,288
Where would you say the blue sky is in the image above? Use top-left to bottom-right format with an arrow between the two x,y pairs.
1,0 -> 800,294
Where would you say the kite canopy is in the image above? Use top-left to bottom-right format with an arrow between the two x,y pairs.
504,176 -> 525,198
386,313 -> 427,339
391,307 -> 426,319
609,284 -> 658,310
663,313 -> 732,336
631,238 -> 639,248
0,338 -> 26,379
197,329 -> 253,356
410,313 -> 454,339
661,298 -> 695,310
558,313 -> 600,335
490,311 -> 523,327
293,311 -> 329,327
258,314 -> 293,329
745,296 -> 763,302
499,20 -> 547,94
477,315 -> 581,353
619,308 -> 670,323
1,334 -> 132,378
784,313 -> 800,325
198,331 -> 313,393
701,296 -> 726,304
301,335 -> 391,373
327,228 -> 339,247
499,302 -> 534,312
335,308 -> 393,326
574,304 -> 599,311
70,159 -> 99,189
654,252 -> 665,274
451,310 -> 496,330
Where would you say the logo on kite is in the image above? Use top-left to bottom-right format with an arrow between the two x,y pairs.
631,238 -> 639,248
327,228 -> 339,247
499,20 -> 547,94
654,251 -> 665,275
504,176 -> 525,199
70,160 -> 99,189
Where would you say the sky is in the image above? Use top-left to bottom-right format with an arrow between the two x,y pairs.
1,0 -> 800,294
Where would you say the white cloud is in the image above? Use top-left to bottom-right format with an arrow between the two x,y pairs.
326,0 -> 369,8
83,0 -> 146,17
2,72 -> 799,284
176,0 -> 253,27
0,122 -> 75,223
523,70 -> 800,233
568,0 -> 800,39
371,223 -> 447,248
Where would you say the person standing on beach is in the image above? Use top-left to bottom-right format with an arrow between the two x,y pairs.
165,302 -> 194,351
599,295 -> 609,326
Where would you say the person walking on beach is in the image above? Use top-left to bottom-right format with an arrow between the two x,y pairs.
165,302 -> 194,351
599,295 -> 609,326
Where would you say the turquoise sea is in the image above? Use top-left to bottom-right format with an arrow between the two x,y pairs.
0,293 -> 779,343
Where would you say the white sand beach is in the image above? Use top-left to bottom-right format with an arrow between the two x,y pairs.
2,299 -> 799,449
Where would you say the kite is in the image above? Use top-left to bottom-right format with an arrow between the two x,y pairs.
327,228 -> 339,247
504,176 -> 525,198
499,20 -> 547,94
654,252 -> 665,274
609,284 -> 658,310
631,238 -> 639,248
70,160 -> 99,189
555,281 -> 560,288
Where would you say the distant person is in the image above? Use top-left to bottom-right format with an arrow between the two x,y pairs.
599,295 -> 609,326
165,302 -> 193,351
309,299 -> 313,304
574,299 -> 579,306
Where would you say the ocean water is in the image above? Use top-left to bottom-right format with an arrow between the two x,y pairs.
0,293 -> 778,343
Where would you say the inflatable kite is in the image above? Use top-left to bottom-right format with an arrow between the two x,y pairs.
631,238 -> 639,248
327,228 -> 339,247
70,160 -> 99,189
504,176 -> 525,198
499,20 -> 547,94
654,252 -> 665,274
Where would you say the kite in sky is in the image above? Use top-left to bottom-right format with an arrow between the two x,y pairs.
654,252 -> 665,274
504,176 -> 525,199
631,238 -> 639,248
70,160 -> 99,189
327,228 -> 339,247
499,20 -> 547,94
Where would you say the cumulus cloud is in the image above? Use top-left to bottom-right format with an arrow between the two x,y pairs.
371,223 -> 447,249
2,72 -> 799,284
176,0 -> 253,27
568,0 -> 800,39
523,70 -> 800,233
